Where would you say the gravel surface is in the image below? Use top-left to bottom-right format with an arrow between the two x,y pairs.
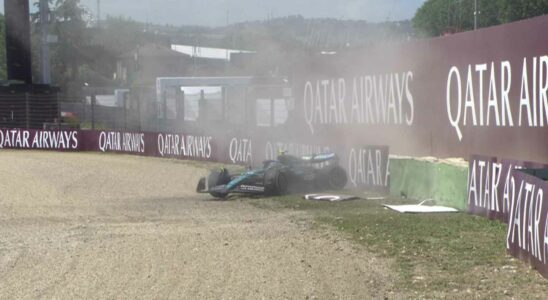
0,151 -> 398,299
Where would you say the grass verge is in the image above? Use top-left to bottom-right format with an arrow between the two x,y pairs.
250,194 -> 548,298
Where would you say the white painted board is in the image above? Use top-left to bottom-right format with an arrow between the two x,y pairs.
383,203 -> 458,213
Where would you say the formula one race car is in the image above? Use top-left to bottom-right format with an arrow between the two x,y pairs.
196,152 -> 348,199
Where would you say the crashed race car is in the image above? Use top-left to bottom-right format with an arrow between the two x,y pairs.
196,152 -> 348,198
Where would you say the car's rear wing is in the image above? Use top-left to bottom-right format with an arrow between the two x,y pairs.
301,153 -> 338,163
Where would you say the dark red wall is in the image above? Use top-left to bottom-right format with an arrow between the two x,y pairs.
287,15 -> 548,163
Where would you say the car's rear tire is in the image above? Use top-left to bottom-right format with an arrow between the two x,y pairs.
327,166 -> 347,190
265,169 -> 288,195
208,168 -> 230,198
275,172 -> 289,195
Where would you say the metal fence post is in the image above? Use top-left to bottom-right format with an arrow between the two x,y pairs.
270,96 -> 275,127
81,95 -> 86,129
163,90 -> 168,131
221,87 -> 226,122
91,94 -> 96,130
199,89 -> 206,125
123,93 -> 128,130
25,92 -> 30,129
55,92 -> 60,129
244,87 -> 249,127
137,92 -> 141,131
180,89 -> 185,124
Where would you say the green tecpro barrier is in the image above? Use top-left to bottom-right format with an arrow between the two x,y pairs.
389,158 -> 468,211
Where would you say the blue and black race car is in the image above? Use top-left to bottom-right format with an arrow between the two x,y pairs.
196,152 -> 348,198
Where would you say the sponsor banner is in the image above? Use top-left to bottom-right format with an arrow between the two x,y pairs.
237,184 -> 265,193
468,155 -> 548,223
346,145 -> 390,193
259,138 -> 390,193
498,159 -> 548,223
228,137 -> 254,165
0,128 -> 220,163
467,155 -> 499,219
506,169 -> 548,279
468,156 -> 548,279
80,131 -> 147,155
290,15 -> 548,163
155,133 -> 214,160
0,128 -> 390,192
301,73 -> 415,135
80,131 -> 216,161
0,128 -> 79,150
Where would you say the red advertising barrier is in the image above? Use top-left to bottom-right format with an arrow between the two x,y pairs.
79,131 -> 217,161
0,128 -> 219,162
0,128 -> 390,192
0,128 -> 79,150
227,135 -> 390,193
468,155 -> 548,279
288,15 -> 548,163
506,169 -> 548,278
467,155 -> 499,219
468,156 -> 548,223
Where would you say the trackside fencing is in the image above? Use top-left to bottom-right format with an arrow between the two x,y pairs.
0,90 -> 59,129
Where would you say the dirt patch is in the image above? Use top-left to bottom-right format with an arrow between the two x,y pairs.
0,151 -> 400,299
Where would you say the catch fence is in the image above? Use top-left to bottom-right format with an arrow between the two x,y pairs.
0,88 -> 59,129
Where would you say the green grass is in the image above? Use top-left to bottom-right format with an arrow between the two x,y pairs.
250,194 -> 548,297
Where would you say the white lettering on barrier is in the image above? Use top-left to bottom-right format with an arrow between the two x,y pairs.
304,72 -> 414,134
507,178 -> 545,263
468,159 -> 503,212
99,131 -> 145,153
347,148 -> 388,188
0,129 -> 78,150
491,163 -> 502,212
157,134 -> 212,159
447,55 -> 548,141
229,138 -> 252,164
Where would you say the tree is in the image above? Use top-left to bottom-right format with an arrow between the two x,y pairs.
31,1 -> 165,93
498,0 -> 548,23
30,0 -> 93,96
95,16 -> 148,56
413,0 -> 548,37
50,0 -> 90,90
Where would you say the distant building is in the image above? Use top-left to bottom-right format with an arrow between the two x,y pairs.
170,44 -> 258,75
116,44 -> 257,86
116,44 -> 191,86
170,44 -> 255,61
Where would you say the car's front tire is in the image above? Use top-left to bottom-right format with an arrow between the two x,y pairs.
208,168 -> 230,198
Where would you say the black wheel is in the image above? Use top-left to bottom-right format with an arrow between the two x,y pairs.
275,172 -> 289,195
208,168 -> 230,198
196,177 -> 206,192
327,166 -> 347,190
265,169 -> 289,195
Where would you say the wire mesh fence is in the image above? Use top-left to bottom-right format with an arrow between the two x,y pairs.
59,88 -> 165,132
0,91 -> 59,129
0,81 -> 292,134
